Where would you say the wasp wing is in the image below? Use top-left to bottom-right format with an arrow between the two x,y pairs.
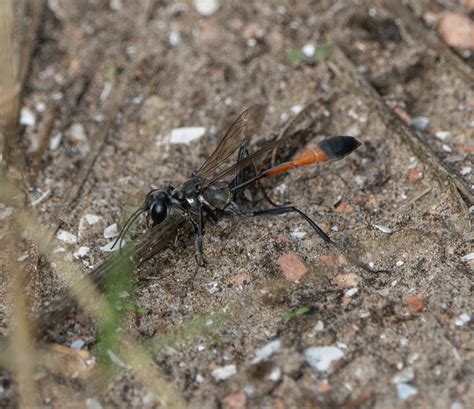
194,104 -> 266,179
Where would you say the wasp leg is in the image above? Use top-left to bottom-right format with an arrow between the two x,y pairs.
226,202 -> 383,273
232,146 -> 279,207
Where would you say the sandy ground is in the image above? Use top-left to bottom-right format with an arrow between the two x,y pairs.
0,1 -> 473,408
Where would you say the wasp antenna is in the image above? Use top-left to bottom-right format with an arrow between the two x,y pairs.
112,206 -> 146,252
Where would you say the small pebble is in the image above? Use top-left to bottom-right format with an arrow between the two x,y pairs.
442,144 -> 452,152
454,313 -> 471,327
16,253 -> 28,262
405,295 -> 427,313
56,229 -> 78,244
290,105 -> 303,114
439,12 -> 474,49
86,398 -> 103,409
373,224 -> 392,234
461,167 -> 471,175
302,44 -> 315,57
396,260 -> 404,267
408,169 -> 423,183
314,320 -> 324,331
73,246 -> 90,258
71,339 -> 85,350
109,0 -> 122,11
345,288 -> 358,297
20,107 -> 36,127
333,273 -> 360,289
410,116 -> 429,130
169,127 -> 205,144
211,364 -> 237,381
169,31 -> 181,46
435,131 -> 450,141
460,252 -> 474,262
278,253 -> 308,281
266,367 -> 282,382
49,133 -> 62,151
194,0 -> 220,16
104,223 -> 118,238
0,207 -> 14,221
251,339 -> 281,364
290,229 -> 306,240
304,346 -> 344,372
69,123 -> 87,142
396,383 -> 418,400
392,367 -> 415,384
223,392 -> 247,409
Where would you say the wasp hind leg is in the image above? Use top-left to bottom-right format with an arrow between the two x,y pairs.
226,202 -> 383,274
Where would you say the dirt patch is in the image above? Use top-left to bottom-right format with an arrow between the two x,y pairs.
1,1 -> 472,408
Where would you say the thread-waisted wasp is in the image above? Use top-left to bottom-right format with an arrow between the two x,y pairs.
113,104 -> 378,273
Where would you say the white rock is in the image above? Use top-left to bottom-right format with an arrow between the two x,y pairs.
86,398 -> 103,409
56,229 -> 77,244
411,116 -> 429,130
435,131 -> 450,140
100,238 -> 124,252
20,107 -> 36,127
0,207 -> 14,221
251,340 -> 281,364
290,229 -> 306,240
454,313 -> 471,327
396,260 -> 404,267
71,339 -> 85,350
211,364 -> 237,381
304,346 -> 344,372
49,133 -> 62,151
314,320 -> 324,331
16,253 -> 28,262
396,383 -> 417,400
461,167 -> 471,175
290,105 -> 303,114
169,31 -> 181,46
69,123 -> 87,142
169,127 -> 205,144
391,367 -> 415,384
109,0 -> 122,11
302,44 -> 315,57
345,288 -> 358,297
442,144 -> 452,152
73,246 -> 90,258
266,367 -> 282,382
194,0 -> 220,16
460,252 -> 474,262
373,224 -> 392,234
104,223 -> 119,239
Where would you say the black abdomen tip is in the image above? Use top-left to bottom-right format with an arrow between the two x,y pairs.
319,136 -> 361,160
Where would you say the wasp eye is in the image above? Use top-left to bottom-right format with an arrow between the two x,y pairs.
150,200 -> 168,224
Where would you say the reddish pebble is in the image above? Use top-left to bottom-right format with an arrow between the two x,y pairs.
341,296 -> 352,305
223,392 -> 247,409
335,201 -> 352,214
405,295 -> 427,313
333,273 -> 361,289
278,253 -> 308,281
464,0 -> 474,12
393,107 -> 412,125
408,169 -> 423,183
320,254 -> 336,268
319,383 -> 331,393
438,13 -> 474,49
